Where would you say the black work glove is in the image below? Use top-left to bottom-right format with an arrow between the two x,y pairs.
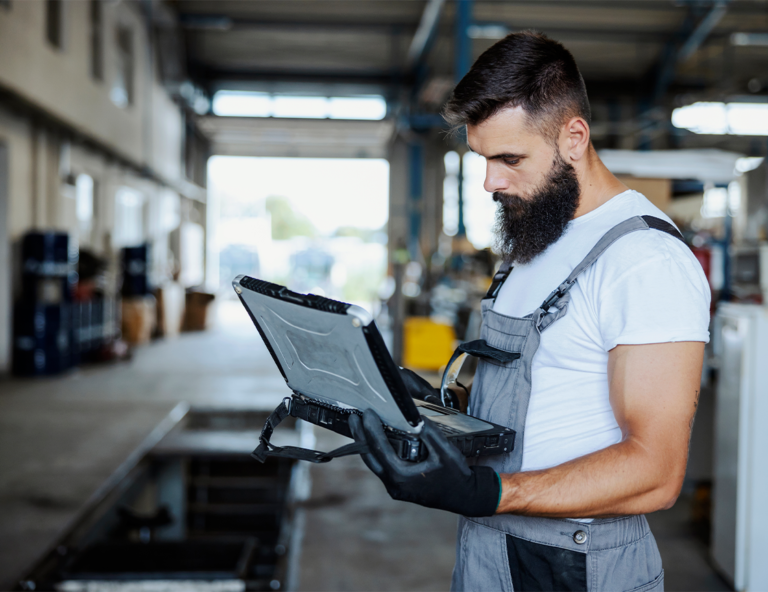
348,409 -> 501,517
398,367 -> 463,409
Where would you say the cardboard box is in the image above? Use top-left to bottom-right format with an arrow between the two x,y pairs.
155,282 -> 185,338
182,291 -> 215,332
121,296 -> 156,346
616,176 -> 672,212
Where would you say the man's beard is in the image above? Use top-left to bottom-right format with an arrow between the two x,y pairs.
492,153 -> 581,265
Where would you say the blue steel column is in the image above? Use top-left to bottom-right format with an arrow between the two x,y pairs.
454,0 -> 473,82
408,141 -> 424,260
457,154 -> 466,237
721,206 -> 733,301
455,0 -> 473,237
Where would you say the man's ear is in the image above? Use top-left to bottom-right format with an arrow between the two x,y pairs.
561,117 -> 590,162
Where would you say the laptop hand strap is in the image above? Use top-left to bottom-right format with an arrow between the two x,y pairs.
440,339 -> 521,405
252,399 -> 370,464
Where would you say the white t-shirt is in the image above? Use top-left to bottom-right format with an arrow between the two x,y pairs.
492,190 -> 711,474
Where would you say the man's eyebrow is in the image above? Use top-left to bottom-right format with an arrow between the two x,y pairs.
466,143 -> 525,160
487,152 -> 525,160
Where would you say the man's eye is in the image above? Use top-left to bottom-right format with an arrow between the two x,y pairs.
503,158 -> 520,166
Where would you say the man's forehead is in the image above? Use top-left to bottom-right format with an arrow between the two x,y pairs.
466,105 -> 539,157
476,104 -> 529,128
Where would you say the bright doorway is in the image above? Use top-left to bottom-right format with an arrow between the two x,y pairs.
207,156 -> 390,320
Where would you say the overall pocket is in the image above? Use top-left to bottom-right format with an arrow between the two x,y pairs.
505,534 -> 588,591
625,570 -> 664,592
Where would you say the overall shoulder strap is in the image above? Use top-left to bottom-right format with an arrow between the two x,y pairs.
483,261 -> 514,300
539,215 -> 684,314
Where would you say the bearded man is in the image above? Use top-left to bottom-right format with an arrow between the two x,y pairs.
349,32 -> 710,591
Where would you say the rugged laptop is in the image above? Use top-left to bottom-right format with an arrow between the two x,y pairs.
233,275 -> 515,462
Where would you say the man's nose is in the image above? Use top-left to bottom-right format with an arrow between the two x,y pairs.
483,162 -> 509,193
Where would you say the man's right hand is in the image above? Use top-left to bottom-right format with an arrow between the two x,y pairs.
348,409 -> 501,517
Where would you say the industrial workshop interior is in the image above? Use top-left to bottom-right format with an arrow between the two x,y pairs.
2,0 -> 768,591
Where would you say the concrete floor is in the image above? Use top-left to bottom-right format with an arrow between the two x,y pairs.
298,427 -> 458,592
0,300 -> 731,591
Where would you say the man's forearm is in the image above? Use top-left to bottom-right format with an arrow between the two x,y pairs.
497,436 -> 685,518
497,342 -> 703,518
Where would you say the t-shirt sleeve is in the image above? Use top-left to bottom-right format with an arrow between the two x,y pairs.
594,233 -> 711,352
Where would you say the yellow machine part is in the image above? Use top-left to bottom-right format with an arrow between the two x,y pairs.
402,317 -> 456,372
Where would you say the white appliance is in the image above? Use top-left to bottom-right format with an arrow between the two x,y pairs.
712,303 -> 768,591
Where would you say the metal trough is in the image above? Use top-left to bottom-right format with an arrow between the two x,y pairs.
16,405 -> 312,592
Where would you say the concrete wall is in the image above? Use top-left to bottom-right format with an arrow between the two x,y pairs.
0,141 -> 9,374
0,109 -> 34,242
0,1 -> 146,164
0,1 -> 206,374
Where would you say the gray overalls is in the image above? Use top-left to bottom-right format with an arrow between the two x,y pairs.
451,216 -> 680,592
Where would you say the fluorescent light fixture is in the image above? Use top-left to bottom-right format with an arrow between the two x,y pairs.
212,92 -> 386,120
467,23 -> 509,39
735,156 -> 764,174
731,32 -> 768,46
672,102 -> 768,135
727,103 -> 768,135
213,92 -> 272,117
272,96 -> 329,119
328,97 -> 387,120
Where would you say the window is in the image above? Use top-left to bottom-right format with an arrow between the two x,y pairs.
461,152 -> 496,249
46,0 -> 63,49
90,0 -> 103,80
113,187 -> 144,247
111,26 -> 133,108
180,222 -> 205,287
75,174 -> 95,244
443,151 -> 460,236
211,92 -> 387,120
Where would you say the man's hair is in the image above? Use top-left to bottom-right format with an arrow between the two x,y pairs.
442,31 -> 591,142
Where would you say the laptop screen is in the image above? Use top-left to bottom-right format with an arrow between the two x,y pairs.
235,276 -> 422,434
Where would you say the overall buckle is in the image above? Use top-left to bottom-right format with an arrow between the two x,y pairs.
540,281 -> 574,312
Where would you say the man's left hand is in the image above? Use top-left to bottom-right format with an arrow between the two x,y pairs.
398,367 -> 464,409
348,409 -> 501,517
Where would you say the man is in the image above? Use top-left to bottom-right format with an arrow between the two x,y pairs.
349,32 -> 710,591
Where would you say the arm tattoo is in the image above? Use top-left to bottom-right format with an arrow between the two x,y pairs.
689,389 -> 700,431
686,390 -> 701,457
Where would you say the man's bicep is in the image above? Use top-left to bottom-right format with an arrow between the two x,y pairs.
607,341 -> 704,476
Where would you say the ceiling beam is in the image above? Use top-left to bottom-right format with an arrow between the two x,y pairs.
178,14 -> 415,33
177,14 -> 715,45
406,0 -> 446,72
190,64 -> 407,89
653,1 -> 729,103
677,0 -> 729,63
468,24 -> 728,45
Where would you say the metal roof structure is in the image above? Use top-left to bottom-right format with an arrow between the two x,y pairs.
165,0 -> 768,154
